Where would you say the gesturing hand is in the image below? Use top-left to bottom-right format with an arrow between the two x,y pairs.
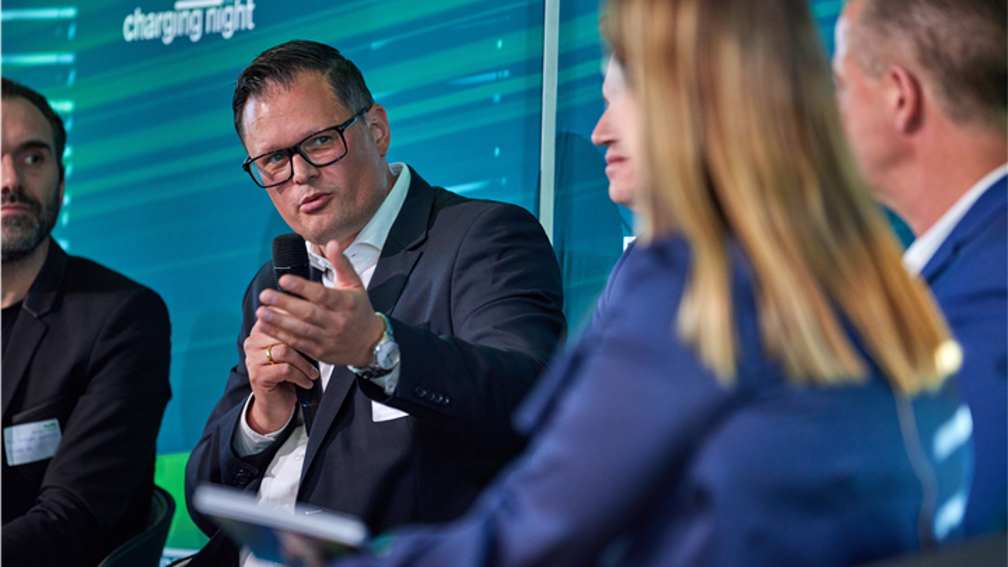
255,240 -> 386,370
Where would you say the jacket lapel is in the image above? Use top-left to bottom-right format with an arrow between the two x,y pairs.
921,176 -> 1007,284
2,240 -> 66,417
368,167 -> 433,315
300,168 -> 435,479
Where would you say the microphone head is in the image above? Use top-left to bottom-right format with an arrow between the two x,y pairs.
271,233 -> 310,289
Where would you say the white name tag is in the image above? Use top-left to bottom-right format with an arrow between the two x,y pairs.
371,401 -> 408,423
4,419 -> 61,466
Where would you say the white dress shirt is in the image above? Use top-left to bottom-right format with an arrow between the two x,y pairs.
235,163 -> 411,567
903,164 -> 1008,275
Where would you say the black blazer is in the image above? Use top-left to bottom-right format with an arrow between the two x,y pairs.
185,168 -> 565,540
1,239 -> 172,567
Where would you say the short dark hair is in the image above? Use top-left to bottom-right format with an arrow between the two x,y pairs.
232,40 -> 375,140
851,0 -> 1007,130
1,77 -> 67,169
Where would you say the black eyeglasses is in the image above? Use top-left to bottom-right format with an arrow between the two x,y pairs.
242,104 -> 372,188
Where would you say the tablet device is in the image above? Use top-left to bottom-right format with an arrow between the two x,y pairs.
193,484 -> 369,565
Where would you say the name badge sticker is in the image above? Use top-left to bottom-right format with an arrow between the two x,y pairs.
4,418 -> 61,466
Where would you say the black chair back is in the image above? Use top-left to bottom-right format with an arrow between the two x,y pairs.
97,485 -> 176,567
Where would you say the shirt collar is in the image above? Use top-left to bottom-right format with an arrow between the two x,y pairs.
903,163 -> 1008,275
308,162 -> 411,273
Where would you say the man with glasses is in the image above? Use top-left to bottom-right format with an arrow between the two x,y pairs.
2,77 -> 172,566
185,40 -> 565,566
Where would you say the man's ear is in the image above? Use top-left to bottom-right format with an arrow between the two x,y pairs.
884,64 -> 923,134
366,104 -> 392,157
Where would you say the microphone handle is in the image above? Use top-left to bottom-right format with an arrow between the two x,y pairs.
272,263 -> 321,435
273,264 -> 308,289
297,383 -> 320,436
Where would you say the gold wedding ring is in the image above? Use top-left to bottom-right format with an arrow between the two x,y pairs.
266,344 -> 277,365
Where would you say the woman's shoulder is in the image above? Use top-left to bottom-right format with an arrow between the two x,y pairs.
607,236 -> 760,329
595,237 -> 693,334
607,236 -> 692,297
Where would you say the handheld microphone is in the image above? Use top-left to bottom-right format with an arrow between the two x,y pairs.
271,233 -> 311,289
271,233 -> 321,435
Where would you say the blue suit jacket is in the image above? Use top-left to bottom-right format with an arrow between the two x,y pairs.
334,236 -> 971,567
592,238 -> 636,327
920,175 -> 1007,535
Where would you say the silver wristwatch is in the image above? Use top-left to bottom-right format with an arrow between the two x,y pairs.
349,312 -> 400,380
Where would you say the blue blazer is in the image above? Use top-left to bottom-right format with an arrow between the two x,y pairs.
920,175 -> 1006,535
335,236 -> 970,567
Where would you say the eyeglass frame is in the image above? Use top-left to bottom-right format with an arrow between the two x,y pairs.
241,104 -> 374,189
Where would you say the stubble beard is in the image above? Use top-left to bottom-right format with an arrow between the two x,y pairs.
2,187 -> 60,263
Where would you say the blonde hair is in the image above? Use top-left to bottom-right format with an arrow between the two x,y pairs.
605,0 -> 955,394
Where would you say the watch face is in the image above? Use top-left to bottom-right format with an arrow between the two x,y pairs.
375,341 -> 400,370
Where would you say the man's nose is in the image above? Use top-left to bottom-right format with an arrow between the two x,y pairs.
290,153 -> 320,185
1,155 -> 20,194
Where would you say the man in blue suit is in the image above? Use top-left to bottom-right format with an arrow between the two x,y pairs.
834,0 -> 1007,535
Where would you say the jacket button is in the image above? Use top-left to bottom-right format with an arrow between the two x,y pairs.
415,386 -> 428,398
233,470 -> 251,487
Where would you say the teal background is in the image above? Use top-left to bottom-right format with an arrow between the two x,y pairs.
2,0 -> 847,553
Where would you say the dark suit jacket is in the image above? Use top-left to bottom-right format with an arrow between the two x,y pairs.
1,239 -> 172,567
333,236 -> 971,567
185,168 -> 565,555
921,175 -> 1006,535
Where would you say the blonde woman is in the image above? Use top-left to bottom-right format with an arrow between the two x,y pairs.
324,0 -> 971,564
